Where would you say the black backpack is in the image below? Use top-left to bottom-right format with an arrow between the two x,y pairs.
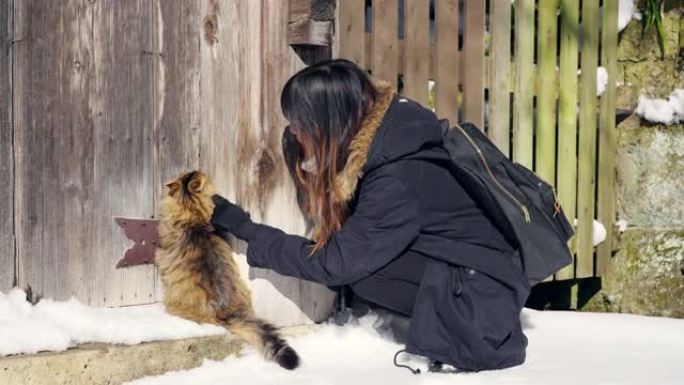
440,120 -> 574,286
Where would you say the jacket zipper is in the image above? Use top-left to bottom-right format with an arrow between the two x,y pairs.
455,124 -> 531,223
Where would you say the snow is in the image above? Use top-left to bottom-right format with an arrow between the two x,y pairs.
0,288 -> 225,356
616,219 -> 629,232
126,309 -> 684,385
635,89 -> 684,125
592,219 -> 608,246
618,0 -> 635,32
577,67 -> 610,97
573,218 -> 607,246
596,67 -> 608,96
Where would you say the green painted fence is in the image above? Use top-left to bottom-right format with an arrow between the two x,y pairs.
337,0 -> 619,280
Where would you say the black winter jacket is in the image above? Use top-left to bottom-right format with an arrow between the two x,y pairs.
238,81 -> 529,371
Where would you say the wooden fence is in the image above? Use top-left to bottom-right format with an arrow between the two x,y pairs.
0,0 -> 619,319
0,0 -> 335,325
337,0 -> 619,280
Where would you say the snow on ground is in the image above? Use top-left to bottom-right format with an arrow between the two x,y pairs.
0,288 -> 225,356
127,309 -> 684,385
635,89 -> 684,125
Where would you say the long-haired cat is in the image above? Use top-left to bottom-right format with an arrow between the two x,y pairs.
155,170 -> 300,370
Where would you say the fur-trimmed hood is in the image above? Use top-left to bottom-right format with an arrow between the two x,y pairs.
333,79 -> 444,205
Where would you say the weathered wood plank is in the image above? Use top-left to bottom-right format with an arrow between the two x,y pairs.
555,0 -> 580,280
461,0 -> 485,127
372,0 -> 399,84
337,0 -> 365,67
93,0 -> 157,306
153,1 -> 202,301
512,0 -> 534,168
13,0 -> 97,302
535,0 -> 559,184
402,0 -> 429,106
488,0 -> 511,156
434,0 -> 458,124
13,0 -> 157,306
576,0 -> 600,278
251,0 -> 335,325
287,0 -> 335,47
0,0 -> 14,292
597,0 -> 618,276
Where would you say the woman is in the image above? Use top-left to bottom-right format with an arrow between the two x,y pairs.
211,59 -> 528,372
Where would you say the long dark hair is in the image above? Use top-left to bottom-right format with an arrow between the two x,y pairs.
281,59 -> 377,250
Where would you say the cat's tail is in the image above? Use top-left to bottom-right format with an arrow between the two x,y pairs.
221,316 -> 300,370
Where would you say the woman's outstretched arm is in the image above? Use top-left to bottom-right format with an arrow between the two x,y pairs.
216,169 -> 420,287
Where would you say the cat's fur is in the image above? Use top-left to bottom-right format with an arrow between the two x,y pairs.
155,171 -> 300,370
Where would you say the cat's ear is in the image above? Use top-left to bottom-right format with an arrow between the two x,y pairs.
166,181 -> 181,195
188,177 -> 205,193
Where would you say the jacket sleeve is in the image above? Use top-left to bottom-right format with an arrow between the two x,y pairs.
240,169 -> 421,286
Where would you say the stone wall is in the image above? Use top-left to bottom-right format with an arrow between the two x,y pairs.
584,5 -> 684,318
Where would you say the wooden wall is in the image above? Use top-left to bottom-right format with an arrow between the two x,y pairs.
2,0 -> 334,326
0,0 -> 13,292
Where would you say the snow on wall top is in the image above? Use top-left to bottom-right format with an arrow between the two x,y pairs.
635,89 -> 684,125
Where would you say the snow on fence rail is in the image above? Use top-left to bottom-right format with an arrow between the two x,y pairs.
337,0 -> 620,280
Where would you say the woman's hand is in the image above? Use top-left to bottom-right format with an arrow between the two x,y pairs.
210,195 -> 253,240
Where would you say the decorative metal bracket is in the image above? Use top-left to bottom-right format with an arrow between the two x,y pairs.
114,217 -> 160,268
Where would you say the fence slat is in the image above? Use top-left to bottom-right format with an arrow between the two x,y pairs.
462,0 -> 485,127
372,0 -> 399,85
512,0 -> 534,168
434,0 -> 459,124
403,0 -> 430,106
338,0 -> 366,68
0,0 -> 14,292
577,0 -> 600,278
597,0 -> 618,276
555,0 -> 580,280
488,0 -> 511,156
13,0 -> 158,306
535,0 -> 558,184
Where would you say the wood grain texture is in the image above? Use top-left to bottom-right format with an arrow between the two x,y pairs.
576,0 -> 599,278
197,0 -> 333,326
535,0 -> 559,185
488,0 -> 511,156
433,0 -> 458,124
402,0 -> 429,106
596,0 -> 618,276
13,0 -> 98,302
288,0 -> 335,46
372,0 -> 399,84
13,0 -> 157,306
461,0 -> 485,127
337,0 -> 365,67
93,1 -> 157,306
512,0 -> 534,168
555,0 -> 580,280
253,0 -> 335,325
153,1 -> 202,301
0,0 -> 14,291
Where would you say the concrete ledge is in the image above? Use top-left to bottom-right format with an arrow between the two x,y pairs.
0,325 -> 317,385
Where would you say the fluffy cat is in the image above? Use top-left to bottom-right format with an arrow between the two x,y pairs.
155,170 -> 300,370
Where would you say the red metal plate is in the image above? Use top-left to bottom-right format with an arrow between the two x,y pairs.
114,217 -> 160,268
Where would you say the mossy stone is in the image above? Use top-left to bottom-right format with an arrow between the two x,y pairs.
617,125 -> 684,228
583,228 -> 684,318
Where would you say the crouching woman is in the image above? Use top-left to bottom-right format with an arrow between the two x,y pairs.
211,59 -> 529,372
